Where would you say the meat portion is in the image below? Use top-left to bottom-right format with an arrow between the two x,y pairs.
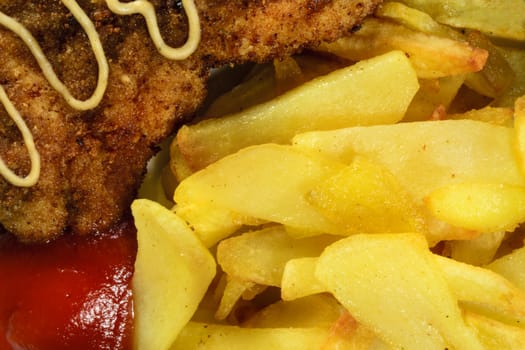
0,0 -> 381,242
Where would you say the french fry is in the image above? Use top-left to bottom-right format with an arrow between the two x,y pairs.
306,156 -> 422,235
448,106 -> 513,125
375,1 -> 459,38
174,144 -> 346,238
215,276 -> 258,321
376,2 -> 515,99
293,119 -> 525,242
321,312 -> 387,350
171,322 -> 331,350
393,0 -> 525,41
155,0 -> 525,347
217,226 -> 339,287
404,75 -> 465,121
281,258 -> 325,301
169,140 -> 195,183
487,246 -> 525,292
174,201 -> 245,248
435,254 -> 525,328
444,231 -> 506,266
465,311 -> 525,350
426,183 -> 525,233
131,199 -> 216,350
175,50 -> 418,172
316,233 -> 485,350
318,18 -> 487,79
242,294 -> 343,328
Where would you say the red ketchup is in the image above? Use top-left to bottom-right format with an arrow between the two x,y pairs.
0,221 -> 137,350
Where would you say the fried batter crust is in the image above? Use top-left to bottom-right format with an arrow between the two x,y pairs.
0,0 -> 381,242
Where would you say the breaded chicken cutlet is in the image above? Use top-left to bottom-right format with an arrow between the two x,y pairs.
0,0 -> 381,243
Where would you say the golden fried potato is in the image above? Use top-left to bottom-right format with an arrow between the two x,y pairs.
318,18 -> 487,79
435,254 -> 525,327
444,231 -> 506,266
156,2 -> 525,347
465,312 -> 525,350
131,199 -> 216,350
293,120 -> 525,242
215,276 -> 260,321
243,294 -> 343,328
404,76 -> 465,121
175,51 -> 418,172
316,233 -> 485,350
448,106 -> 513,125
393,0 -> 525,41
217,226 -> 338,287
281,258 -> 325,301
174,144 -> 347,239
376,2 -> 515,99
307,156 -> 421,235
487,246 -> 525,292
171,322 -> 331,350
426,183 -> 525,233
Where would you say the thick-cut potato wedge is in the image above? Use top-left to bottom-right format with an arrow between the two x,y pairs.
487,246 -> 525,292
435,254 -> 525,328
445,231 -> 506,266
281,258 -> 325,301
175,51 -> 418,171
243,294 -> 343,329
174,201 -> 248,248
174,144 -> 347,238
449,106 -> 513,125
215,276 -> 258,321
377,2 -> 515,99
293,120 -> 525,206
404,75 -> 465,121
376,1 -> 459,38
465,311 -> 525,350
217,226 -> 338,287
319,18 -> 487,79
394,0 -> 525,41
171,322 -> 330,350
316,233 -> 485,350
169,141 -> 195,183
131,199 -> 216,350
321,312 -> 390,350
293,120 -> 525,242
307,156 -> 421,235
426,183 -> 525,233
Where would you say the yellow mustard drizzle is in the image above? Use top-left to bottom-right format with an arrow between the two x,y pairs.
0,1 -> 109,111
0,0 -> 201,187
105,0 -> 201,60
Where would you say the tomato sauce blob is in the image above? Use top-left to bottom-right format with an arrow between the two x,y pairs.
0,221 -> 137,350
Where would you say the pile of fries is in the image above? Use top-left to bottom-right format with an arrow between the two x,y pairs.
133,1 -> 525,349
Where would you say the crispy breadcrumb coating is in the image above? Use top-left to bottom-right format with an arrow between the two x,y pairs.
0,0 -> 381,242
